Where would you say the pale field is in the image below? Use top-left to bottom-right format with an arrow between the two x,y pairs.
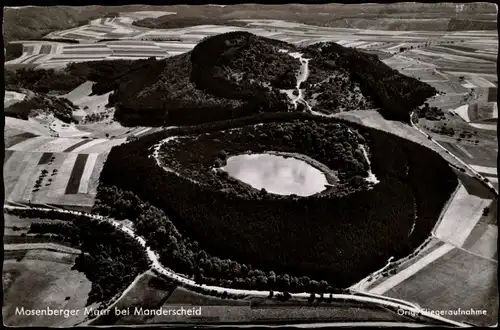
451,104 -> 471,122
46,153 -> 78,196
435,185 -> 492,247
77,153 -> 99,194
4,90 -> 27,107
4,117 -> 51,136
370,243 -> 455,295
469,123 -> 497,131
2,254 -> 99,327
470,165 -> 497,175
4,243 -> 81,254
22,152 -> 67,202
462,222 -> 498,260
77,138 -> 127,154
6,152 -> 42,204
50,119 -> 92,138
4,151 -> 37,198
383,248 -> 498,326
70,139 -> 108,153
7,136 -> 54,152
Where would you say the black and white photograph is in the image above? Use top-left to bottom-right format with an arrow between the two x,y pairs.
2,1 -> 498,327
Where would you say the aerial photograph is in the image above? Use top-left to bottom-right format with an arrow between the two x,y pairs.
2,2 -> 498,327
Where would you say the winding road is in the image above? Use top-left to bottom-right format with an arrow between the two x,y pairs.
3,203 -> 467,327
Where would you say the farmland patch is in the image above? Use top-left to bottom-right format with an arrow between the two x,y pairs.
384,248 -> 498,326
65,153 -> 89,194
2,257 -> 93,327
462,222 -> 498,260
487,87 -> 497,102
37,152 -> 54,165
63,139 -> 93,152
4,132 -> 37,149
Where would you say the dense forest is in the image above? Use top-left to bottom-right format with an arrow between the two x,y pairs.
95,113 -> 458,290
303,42 -> 438,122
5,209 -> 151,306
6,32 -> 436,127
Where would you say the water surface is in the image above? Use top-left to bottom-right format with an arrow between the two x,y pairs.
221,153 -> 328,196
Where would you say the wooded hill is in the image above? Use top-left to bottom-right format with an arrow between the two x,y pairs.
5,32 -> 437,126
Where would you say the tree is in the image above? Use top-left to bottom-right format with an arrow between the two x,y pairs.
268,290 -> 274,299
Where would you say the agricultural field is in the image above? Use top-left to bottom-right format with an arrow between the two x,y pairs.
4,9 -> 498,71
2,248 -> 98,327
363,183 -> 497,326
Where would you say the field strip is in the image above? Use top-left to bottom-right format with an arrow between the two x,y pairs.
4,243 -> 81,254
63,139 -> 93,152
70,138 -> 108,153
81,138 -> 126,153
5,132 -> 37,149
456,144 -> 474,158
369,243 -> 455,295
41,138 -> 82,152
462,82 -> 476,88
133,127 -> 152,136
7,136 -> 51,152
3,152 -> 33,197
487,177 -> 498,183
77,153 -> 99,194
451,104 -> 470,122
47,153 -> 78,198
444,71 -> 498,78
7,153 -> 42,203
65,154 -> 89,194
470,165 -> 497,175
4,150 -> 15,164
465,224 -> 498,261
87,153 -> 108,196
434,185 -> 491,247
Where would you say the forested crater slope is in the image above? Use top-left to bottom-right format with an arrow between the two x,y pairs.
95,113 -> 458,291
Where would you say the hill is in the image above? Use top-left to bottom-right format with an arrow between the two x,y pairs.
95,113 -> 458,290
104,31 -> 437,125
5,31 -> 438,126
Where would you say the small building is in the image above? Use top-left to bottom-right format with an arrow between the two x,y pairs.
72,109 -> 87,122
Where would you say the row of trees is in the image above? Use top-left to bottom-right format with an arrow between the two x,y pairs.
97,113 -> 458,290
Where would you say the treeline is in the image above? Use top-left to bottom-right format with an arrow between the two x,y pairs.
132,14 -> 249,30
416,102 -> 445,121
97,113 -> 457,289
26,212 -> 150,305
93,185 -> 341,294
305,42 -> 437,123
447,18 -> 497,31
5,59 -> 145,95
4,93 -> 76,123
